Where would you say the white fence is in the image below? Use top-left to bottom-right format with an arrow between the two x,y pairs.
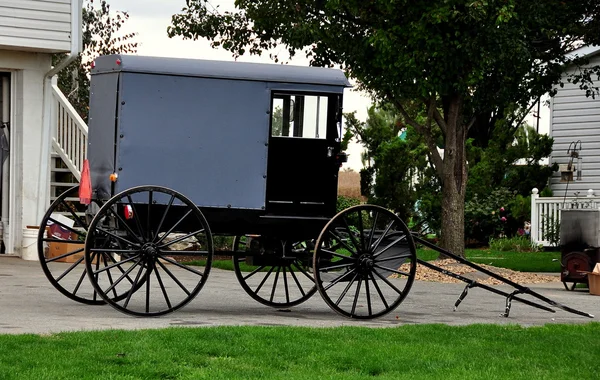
530,188 -> 600,246
49,77 -> 88,180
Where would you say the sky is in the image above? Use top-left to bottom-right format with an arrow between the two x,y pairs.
111,0 -> 551,171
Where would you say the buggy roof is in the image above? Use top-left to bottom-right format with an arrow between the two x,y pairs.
92,54 -> 352,88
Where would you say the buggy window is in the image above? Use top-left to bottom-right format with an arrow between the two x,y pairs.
271,94 -> 329,139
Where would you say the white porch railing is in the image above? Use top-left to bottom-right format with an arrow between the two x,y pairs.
530,188 -> 600,246
50,77 -> 88,181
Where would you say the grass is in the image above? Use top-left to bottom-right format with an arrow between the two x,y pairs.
187,249 -> 562,274
417,248 -> 561,273
0,324 -> 598,379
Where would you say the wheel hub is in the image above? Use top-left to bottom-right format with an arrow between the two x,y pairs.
358,254 -> 374,273
142,243 -> 158,257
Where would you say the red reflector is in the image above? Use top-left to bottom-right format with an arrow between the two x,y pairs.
116,59 -> 121,65
124,205 -> 134,220
91,61 -> 95,69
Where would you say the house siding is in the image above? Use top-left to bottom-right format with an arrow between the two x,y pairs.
0,0 -> 71,53
550,53 -> 600,197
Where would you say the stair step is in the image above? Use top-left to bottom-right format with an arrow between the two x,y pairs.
51,182 -> 78,187
49,197 -> 81,202
51,167 -> 73,173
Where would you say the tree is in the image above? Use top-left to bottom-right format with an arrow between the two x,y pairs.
168,1 -> 600,255
54,0 -> 138,121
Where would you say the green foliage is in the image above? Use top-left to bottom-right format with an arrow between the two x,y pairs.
467,124 -> 557,198
464,188 -> 515,244
336,195 -> 361,214
542,214 -> 561,248
489,236 -> 538,252
54,0 -> 138,121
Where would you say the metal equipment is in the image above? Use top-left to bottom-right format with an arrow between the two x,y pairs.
37,55 -> 593,320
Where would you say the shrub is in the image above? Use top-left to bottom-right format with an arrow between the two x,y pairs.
465,188 -> 514,245
489,236 -> 539,252
336,195 -> 362,213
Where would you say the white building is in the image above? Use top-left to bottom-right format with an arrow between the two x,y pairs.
0,0 -> 82,259
549,45 -> 600,197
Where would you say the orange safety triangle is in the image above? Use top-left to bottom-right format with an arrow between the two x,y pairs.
79,159 -> 92,205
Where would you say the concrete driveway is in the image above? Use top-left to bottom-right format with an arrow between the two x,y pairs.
0,256 -> 597,335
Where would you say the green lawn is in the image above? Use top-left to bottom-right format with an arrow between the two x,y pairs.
417,249 -> 561,273
0,324 -> 598,379
187,249 -> 562,273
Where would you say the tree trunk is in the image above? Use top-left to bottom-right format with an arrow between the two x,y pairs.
438,95 -> 467,258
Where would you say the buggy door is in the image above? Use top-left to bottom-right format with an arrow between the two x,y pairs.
266,92 -> 341,217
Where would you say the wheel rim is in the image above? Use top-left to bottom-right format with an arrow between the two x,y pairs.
313,205 -> 417,319
232,236 -> 317,308
85,186 -> 213,316
37,185 -> 109,305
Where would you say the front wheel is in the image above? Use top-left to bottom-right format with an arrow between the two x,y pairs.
313,205 -> 417,319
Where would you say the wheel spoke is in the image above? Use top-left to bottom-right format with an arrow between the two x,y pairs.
370,220 -> 395,252
47,247 -> 84,264
153,194 -> 175,242
327,229 -> 358,256
155,209 -> 193,246
103,259 -> 143,294
372,269 -> 404,295
254,267 -> 275,294
375,252 -> 413,263
318,261 -> 355,272
106,207 -> 144,245
145,262 -> 152,313
243,264 -> 267,281
95,226 -> 141,248
356,210 -> 366,252
126,194 -> 147,243
156,254 -> 206,277
290,261 -> 315,282
159,250 -> 210,256
288,264 -> 307,297
147,191 -> 153,241
157,228 -> 206,249
153,260 -> 172,309
58,199 -> 88,229
368,271 -> 389,309
324,268 -> 357,292
282,266 -> 290,304
270,266 -> 281,302
123,264 -> 147,309
341,215 -> 362,251
373,263 -> 412,277
92,253 -> 141,275
367,212 -> 379,250
47,217 -> 86,239
351,277 -> 363,316
373,235 -> 407,258
364,278 -> 372,316
335,271 -> 359,306
320,248 -> 357,261
55,257 -> 84,282
156,259 -> 192,296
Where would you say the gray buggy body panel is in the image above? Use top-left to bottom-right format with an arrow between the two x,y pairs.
87,54 -> 350,210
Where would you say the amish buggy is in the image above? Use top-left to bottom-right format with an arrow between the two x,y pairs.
37,55 -> 593,320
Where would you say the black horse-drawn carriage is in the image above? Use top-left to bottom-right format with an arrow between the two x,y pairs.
37,55 -> 592,320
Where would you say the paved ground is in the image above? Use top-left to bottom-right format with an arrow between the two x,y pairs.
0,256 -> 598,335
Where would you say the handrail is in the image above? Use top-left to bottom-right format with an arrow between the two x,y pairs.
50,79 -> 88,181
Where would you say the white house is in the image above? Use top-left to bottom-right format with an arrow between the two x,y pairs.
0,0 -> 82,259
549,45 -> 600,198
